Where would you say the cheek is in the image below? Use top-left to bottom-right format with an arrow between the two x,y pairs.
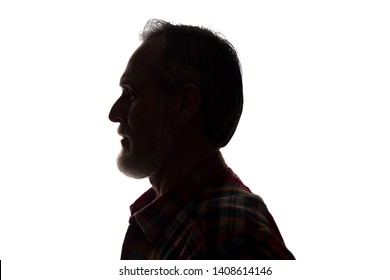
127,101 -> 161,141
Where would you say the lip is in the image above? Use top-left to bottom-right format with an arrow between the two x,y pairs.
121,137 -> 130,148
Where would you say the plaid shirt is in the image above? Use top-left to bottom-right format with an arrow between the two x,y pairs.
121,152 -> 295,259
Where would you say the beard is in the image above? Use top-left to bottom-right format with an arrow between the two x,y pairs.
116,118 -> 173,180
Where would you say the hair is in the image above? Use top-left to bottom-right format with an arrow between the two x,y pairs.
140,19 -> 243,148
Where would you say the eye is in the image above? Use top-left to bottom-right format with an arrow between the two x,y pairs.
122,88 -> 136,101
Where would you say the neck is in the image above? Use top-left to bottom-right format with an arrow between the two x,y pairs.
149,137 -> 218,197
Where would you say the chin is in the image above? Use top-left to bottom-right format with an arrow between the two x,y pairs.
116,124 -> 174,181
116,148 -> 164,180
117,149 -> 149,179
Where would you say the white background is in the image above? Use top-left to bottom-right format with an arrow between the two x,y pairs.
0,0 -> 389,279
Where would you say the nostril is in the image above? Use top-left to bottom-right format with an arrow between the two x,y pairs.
109,113 -> 122,123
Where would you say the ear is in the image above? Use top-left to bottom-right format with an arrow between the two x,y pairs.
175,83 -> 202,126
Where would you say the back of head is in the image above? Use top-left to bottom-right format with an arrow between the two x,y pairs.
140,19 -> 243,148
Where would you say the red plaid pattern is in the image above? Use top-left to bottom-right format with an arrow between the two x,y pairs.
121,152 -> 295,259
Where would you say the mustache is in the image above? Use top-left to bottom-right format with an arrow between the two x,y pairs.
117,125 -> 131,138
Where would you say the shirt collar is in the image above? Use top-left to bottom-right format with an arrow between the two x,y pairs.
130,151 -> 227,243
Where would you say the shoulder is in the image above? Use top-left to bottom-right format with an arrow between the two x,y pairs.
190,169 -> 294,259
194,168 -> 272,237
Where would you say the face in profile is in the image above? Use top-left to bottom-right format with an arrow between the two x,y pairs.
109,40 -> 173,179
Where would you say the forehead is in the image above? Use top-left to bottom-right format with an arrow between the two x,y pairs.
120,39 -> 163,88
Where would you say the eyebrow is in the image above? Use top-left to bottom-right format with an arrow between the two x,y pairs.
119,80 -> 137,90
119,83 -> 131,89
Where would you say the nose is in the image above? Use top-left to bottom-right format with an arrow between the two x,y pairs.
109,95 -> 126,123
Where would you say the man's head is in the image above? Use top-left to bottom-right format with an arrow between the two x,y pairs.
109,19 -> 243,179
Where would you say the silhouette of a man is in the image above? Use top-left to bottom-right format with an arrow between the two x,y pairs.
109,19 -> 295,259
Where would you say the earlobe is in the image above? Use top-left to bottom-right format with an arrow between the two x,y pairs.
177,83 -> 202,126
